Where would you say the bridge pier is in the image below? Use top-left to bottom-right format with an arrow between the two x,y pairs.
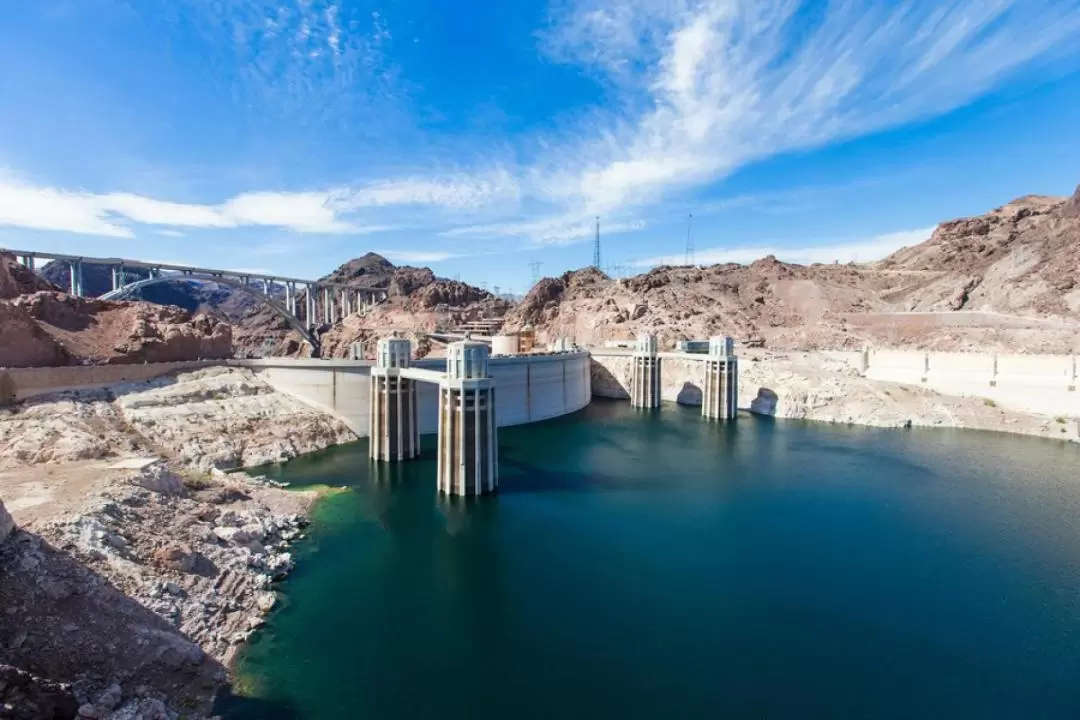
702,336 -> 738,421
438,342 -> 498,496
630,333 -> 660,408
68,259 -> 84,297
369,339 -> 420,462
285,282 -> 296,316
305,287 -> 316,326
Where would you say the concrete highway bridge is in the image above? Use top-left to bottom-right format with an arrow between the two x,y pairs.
3,248 -> 387,352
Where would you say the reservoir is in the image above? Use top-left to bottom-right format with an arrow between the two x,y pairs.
217,400 -> 1080,719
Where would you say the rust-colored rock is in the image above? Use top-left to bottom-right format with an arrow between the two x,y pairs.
503,189 -> 1080,354
234,253 -> 507,358
0,253 -> 59,299
1,254 -> 233,367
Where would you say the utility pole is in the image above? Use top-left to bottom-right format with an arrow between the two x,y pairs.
529,261 -> 542,287
592,216 -> 601,269
685,213 -> 695,266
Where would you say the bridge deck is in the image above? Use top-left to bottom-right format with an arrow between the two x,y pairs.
0,247 -> 381,291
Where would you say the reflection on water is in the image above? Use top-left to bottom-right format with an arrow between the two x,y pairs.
219,401 -> 1080,720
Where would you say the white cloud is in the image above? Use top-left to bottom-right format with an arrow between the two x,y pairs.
0,166 -> 526,239
0,178 -> 134,238
178,1 -> 396,123
377,250 -> 458,263
539,0 -> 1080,214
346,171 -> 520,210
634,227 -> 935,267
155,229 -> 186,238
442,215 -> 644,245
0,174 -> 449,237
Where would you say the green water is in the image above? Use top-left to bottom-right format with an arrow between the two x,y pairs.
217,401 -> 1080,719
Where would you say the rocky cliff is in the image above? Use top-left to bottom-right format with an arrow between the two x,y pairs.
0,253 -> 233,368
504,187 -> 1080,353
234,252 -> 508,357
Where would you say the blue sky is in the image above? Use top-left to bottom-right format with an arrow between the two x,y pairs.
1,0 -> 1079,294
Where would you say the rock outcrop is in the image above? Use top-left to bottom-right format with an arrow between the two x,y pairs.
0,366 -> 356,470
879,192 -> 1080,316
234,253 -> 508,358
0,253 -> 59,299
0,291 -> 232,369
0,460 -> 316,718
504,189 -> 1080,353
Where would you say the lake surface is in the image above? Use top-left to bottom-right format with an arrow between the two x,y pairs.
217,400 -> 1080,719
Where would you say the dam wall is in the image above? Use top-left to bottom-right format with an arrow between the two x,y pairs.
590,351 -> 714,406
2,354 -> 593,435
241,354 -> 591,436
862,349 -> 1079,417
410,352 -> 592,434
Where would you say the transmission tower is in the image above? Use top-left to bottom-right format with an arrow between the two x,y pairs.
592,216 -> 601,269
529,261 -> 543,286
685,213 -> 695,266
493,285 -> 501,297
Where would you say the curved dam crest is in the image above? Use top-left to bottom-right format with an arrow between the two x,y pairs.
236,352 -> 594,437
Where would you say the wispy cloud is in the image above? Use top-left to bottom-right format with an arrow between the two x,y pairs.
0,173 -> 509,238
155,229 -> 186,238
634,227 -> 935,267
535,0 -> 1080,215
345,171 -> 521,210
168,0 -> 398,124
441,215 -> 644,245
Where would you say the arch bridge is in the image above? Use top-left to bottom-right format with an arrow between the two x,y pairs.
3,247 -> 388,353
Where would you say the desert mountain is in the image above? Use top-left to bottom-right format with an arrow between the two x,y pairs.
0,253 -> 232,368
233,253 -> 508,357
504,186 -> 1080,354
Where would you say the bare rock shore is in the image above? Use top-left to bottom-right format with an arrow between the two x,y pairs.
739,351 -> 1078,441
1,462 -> 315,719
0,366 -> 357,719
0,366 -> 355,470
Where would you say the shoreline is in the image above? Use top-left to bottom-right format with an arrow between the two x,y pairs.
1,358 -> 1076,716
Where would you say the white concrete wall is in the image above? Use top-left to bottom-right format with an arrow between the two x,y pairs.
590,351 -> 712,406
863,350 -> 1079,417
240,353 -> 592,437
231,358 -> 372,436
413,352 -> 592,434
864,349 -> 927,384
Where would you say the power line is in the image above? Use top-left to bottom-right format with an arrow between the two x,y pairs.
685,213 -> 694,266
592,216 -> 601,269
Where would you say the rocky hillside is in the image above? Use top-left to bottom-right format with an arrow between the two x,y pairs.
234,253 -> 508,357
877,192 -> 1080,315
0,253 -> 232,367
504,186 -> 1080,353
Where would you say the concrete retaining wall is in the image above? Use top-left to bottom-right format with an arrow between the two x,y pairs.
590,351 -> 711,405
1,360 -> 217,405
863,349 -> 1079,417
230,358 -> 372,435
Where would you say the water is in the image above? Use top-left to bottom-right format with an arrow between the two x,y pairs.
217,401 -> 1080,719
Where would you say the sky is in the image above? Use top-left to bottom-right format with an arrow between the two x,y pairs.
1,0 -> 1079,295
